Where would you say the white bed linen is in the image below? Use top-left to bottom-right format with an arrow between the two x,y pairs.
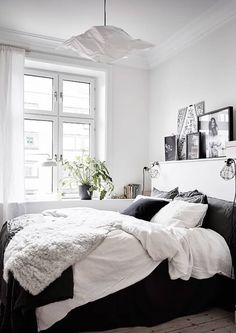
36,224 -> 232,332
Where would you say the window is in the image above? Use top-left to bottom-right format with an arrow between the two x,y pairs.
62,122 -> 90,160
24,118 -> 53,196
62,80 -> 90,114
24,70 -> 95,198
24,75 -> 53,111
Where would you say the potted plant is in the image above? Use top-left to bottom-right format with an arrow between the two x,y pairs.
61,155 -> 114,200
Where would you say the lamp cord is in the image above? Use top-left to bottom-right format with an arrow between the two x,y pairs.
104,0 -> 107,26
229,160 -> 236,278
142,167 -> 146,195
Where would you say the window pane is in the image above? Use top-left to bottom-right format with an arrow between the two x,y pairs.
63,122 -> 90,160
63,80 -> 90,115
24,119 -> 53,197
24,75 -> 53,111
62,122 -> 90,196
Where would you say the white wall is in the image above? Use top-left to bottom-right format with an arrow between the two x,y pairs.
148,18 -> 236,200
111,65 -> 149,194
153,158 -> 236,201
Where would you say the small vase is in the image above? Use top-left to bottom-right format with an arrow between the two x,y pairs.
78,184 -> 93,200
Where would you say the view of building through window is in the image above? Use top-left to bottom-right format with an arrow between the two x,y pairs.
24,75 -> 53,111
24,119 -> 53,196
63,122 -> 90,161
63,80 -> 90,115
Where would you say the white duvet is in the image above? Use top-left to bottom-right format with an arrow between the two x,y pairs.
34,208 -> 232,332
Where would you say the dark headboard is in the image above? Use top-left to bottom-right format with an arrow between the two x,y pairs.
202,196 -> 236,265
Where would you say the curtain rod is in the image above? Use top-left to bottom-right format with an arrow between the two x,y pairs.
0,43 -> 31,53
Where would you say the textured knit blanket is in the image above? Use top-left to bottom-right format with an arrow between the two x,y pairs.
4,208 -> 121,295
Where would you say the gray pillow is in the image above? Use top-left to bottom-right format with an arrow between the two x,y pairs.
202,196 -> 234,246
174,190 -> 208,204
152,187 -> 178,200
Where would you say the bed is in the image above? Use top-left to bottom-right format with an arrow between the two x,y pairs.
0,194 -> 235,333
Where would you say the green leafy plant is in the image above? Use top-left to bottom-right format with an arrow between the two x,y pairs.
61,155 -> 114,200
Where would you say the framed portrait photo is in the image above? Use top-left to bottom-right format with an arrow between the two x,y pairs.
186,132 -> 201,160
198,106 -> 233,158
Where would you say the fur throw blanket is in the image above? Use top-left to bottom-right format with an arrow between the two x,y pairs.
4,208 -> 122,295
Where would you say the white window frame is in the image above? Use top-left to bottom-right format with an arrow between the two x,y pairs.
58,73 -> 95,119
24,114 -> 58,193
59,117 -> 95,158
24,68 -> 96,198
24,69 -> 58,116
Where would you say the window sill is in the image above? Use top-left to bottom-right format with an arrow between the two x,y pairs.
9,198 -> 133,217
23,197 -> 133,203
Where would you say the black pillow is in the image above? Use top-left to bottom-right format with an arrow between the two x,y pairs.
152,187 -> 178,199
174,190 -> 208,204
202,197 -> 234,245
121,198 -> 169,221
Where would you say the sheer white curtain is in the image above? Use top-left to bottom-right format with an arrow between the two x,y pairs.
0,45 -> 25,225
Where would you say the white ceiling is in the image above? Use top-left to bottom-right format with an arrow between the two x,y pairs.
0,0 -> 236,68
0,0 -> 222,43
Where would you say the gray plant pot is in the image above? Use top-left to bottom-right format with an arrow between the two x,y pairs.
78,184 -> 93,200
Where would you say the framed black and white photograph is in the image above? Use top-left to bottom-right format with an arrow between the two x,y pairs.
195,101 -> 205,116
164,135 -> 177,161
186,132 -> 200,160
177,102 -> 204,160
198,106 -> 233,158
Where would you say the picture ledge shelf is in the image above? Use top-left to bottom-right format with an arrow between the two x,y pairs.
160,157 -> 226,164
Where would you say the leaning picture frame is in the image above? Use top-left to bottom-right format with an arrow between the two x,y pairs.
164,135 -> 177,161
186,132 -> 201,160
198,106 -> 233,158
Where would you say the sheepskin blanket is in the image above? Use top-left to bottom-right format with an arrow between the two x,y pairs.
4,208 -> 122,295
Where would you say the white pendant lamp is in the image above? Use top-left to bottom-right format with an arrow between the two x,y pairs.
62,0 -> 154,63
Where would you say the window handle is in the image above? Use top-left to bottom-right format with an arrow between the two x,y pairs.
54,91 -> 58,101
54,154 -> 63,162
60,92 -> 63,102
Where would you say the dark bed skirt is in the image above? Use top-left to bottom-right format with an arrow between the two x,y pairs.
41,260 -> 235,333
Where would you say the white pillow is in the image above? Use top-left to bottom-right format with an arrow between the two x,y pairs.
150,200 -> 208,228
134,195 -> 171,203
